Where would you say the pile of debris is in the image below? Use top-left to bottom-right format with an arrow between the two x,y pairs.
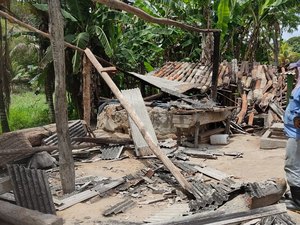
0,119 -> 295,225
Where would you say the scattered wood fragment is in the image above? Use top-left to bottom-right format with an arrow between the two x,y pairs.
194,166 -> 230,181
183,149 -> 217,159
56,190 -> 98,211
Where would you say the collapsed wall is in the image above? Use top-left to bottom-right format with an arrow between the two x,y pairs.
96,104 -> 176,137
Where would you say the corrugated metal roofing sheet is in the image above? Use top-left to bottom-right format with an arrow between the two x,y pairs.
122,88 -> 158,157
7,164 -> 56,215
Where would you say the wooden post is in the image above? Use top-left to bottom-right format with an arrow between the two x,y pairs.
211,31 -> 221,101
48,0 -> 75,193
84,48 -> 193,193
82,55 -> 92,126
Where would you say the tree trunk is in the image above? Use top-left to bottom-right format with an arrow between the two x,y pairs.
272,22 -> 280,67
244,25 -> 260,62
0,18 -> 10,133
45,66 -> 55,123
82,55 -> 92,126
48,0 -> 75,193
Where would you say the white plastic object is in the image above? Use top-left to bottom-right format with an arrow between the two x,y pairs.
210,134 -> 229,145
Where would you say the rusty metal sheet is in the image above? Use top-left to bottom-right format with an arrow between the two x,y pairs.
7,164 -> 56,214
121,88 -> 158,157
103,199 -> 135,216
0,132 -> 32,167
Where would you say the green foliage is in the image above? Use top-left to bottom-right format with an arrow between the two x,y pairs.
217,0 -> 231,37
3,92 -> 50,132
286,36 -> 300,53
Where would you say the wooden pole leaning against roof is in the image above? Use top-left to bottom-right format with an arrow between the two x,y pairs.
84,48 -> 194,194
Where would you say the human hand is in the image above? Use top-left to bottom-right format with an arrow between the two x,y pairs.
294,117 -> 300,128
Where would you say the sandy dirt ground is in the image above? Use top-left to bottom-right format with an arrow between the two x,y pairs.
57,133 -> 300,224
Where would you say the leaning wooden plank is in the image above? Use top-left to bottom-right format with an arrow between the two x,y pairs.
0,200 -> 63,225
56,190 -> 98,211
0,176 -> 12,195
151,204 -> 287,225
194,166 -> 230,181
85,48 -> 193,194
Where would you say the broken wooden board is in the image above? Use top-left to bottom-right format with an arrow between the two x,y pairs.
93,178 -> 125,194
0,200 -> 63,225
194,166 -> 231,181
122,88 -> 158,157
260,129 -> 287,149
56,189 -> 98,211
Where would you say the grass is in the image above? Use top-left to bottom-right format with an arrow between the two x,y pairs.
4,92 -> 50,132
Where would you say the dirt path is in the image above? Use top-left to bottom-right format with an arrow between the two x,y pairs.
58,134 -> 300,224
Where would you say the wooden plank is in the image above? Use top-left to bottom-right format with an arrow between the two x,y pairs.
0,200 -> 63,225
183,149 -> 217,159
56,190 -> 98,211
260,129 -> 287,149
0,176 -> 12,195
194,166 -> 230,181
93,178 -> 125,194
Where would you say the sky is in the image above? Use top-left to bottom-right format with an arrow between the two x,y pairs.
282,25 -> 300,40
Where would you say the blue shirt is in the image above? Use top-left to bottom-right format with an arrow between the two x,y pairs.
284,87 -> 300,139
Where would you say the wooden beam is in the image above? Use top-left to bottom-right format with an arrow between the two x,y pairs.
84,48 -> 193,194
48,0 -> 75,193
95,0 -> 220,33
99,66 -> 117,73
0,144 -> 96,156
82,55 -> 92,127
0,200 -> 63,225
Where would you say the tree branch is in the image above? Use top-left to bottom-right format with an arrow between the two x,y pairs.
94,0 -> 221,33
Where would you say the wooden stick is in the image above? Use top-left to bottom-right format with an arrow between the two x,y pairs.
84,48 -> 193,193
0,144 -> 96,155
95,0 -> 220,33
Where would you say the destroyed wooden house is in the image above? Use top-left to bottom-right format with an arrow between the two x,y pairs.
0,54 -> 295,224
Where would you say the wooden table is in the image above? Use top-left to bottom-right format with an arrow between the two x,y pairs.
172,107 -> 233,147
